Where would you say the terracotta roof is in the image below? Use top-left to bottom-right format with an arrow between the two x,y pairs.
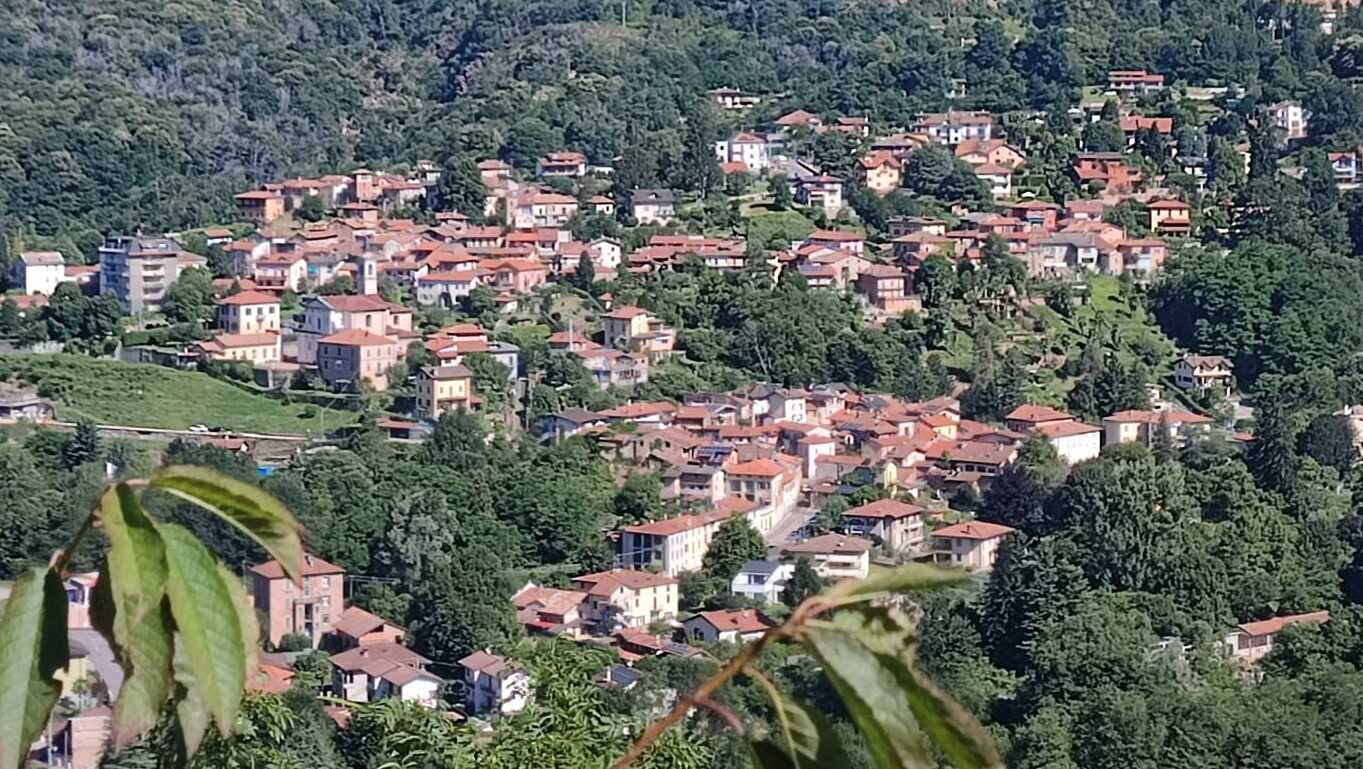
601,402 -> 676,419
206,332 -> 280,349
319,294 -> 394,312
319,329 -> 395,347
1105,409 -> 1213,425
333,606 -> 403,639
1034,421 -> 1101,438
216,290 -> 279,306
1236,610 -> 1329,638
250,554 -> 343,580
514,585 -> 588,616
846,499 -> 923,520
1005,404 -> 1074,424
1147,199 -> 1190,210
932,521 -> 1015,540
727,459 -> 786,477
458,650 -> 508,674
809,229 -> 863,242
574,569 -> 678,594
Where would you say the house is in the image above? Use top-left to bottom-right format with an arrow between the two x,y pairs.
1073,153 -> 1140,192
513,584 -> 589,637
537,151 -> 587,177
198,332 -> 282,365
1147,199 -> 1192,235
1223,611 -> 1329,664
1028,231 -> 1121,277
317,329 -> 403,391
775,109 -> 823,131
1005,405 -> 1101,464
912,110 -> 994,146
543,407 -> 607,444
0,389 -> 54,422
601,306 -> 676,358
708,87 -> 761,110
572,569 -> 680,633
98,235 -> 187,314
619,507 -> 733,576
13,251 -> 65,295
1270,100 -> 1308,142
514,191 -> 580,228
417,270 -> 481,307
727,458 -> 798,518
842,499 -> 924,552
332,643 -> 440,707
1103,409 -> 1215,448
329,606 -> 406,650
1116,238 -> 1169,276
482,257 -> 549,294
954,139 -> 1026,169
730,560 -> 795,604
39,704 -> 111,769
1119,116 -> 1174,147
780,534 -> 872,579
661,463 -> 727,503
631,189 -> 677,225
459,650 -> 531,716
235,190 -> 285,223
216,290 -> 281,334
250,554 -> 345,647
795,175 -> 844,216
1331,147 -> 1363,185
1107,69 -> 1165,96
253,254 -> 308,292
682,609 -> 775,644
930,521 -> 1014,570
806,229 -> 865,256
1174,355 -> 1234,397
974,164 -> 1014,199
415,365 -> 477,420
855,264 -> 913,312
714,132 -> 771,173
859,152 -> 903,194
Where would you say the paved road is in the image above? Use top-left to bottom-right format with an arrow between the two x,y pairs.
766,504 -> 816,548
70,629 -> 123,699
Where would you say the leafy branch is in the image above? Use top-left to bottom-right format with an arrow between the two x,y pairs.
612,565 -> 1002,769
0,466 -> 303,769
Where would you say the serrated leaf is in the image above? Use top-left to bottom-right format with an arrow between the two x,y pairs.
0,567 -> 69,769
172,635 -> 211,757
150,465 -> 304,584
822,563 -> 972,604
96,485 -> 174,748
765,689 -> 854,769
160,523 -> 246,741
802,608 -> 1001,769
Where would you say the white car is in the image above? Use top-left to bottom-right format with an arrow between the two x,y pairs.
189,424 -> 210,433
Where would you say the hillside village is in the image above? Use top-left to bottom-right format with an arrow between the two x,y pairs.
9,3 -> 1363,766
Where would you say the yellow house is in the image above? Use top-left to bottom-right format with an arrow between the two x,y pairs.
858,151 -> 903,194
572,569 -> 679,631
602,306 -> 653,347
216,289 -> 281,334
415,365 -> 477,420
198,332 -> 281,363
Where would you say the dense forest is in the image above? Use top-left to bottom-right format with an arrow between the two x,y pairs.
7,0 -> 1363,255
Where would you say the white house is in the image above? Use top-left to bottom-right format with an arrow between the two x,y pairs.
14,251 -> 66,296
974,164 -> 1014,200
330,643 -> 440,708
458,650 -> 531,717
682,609 -> 775,644
1034,420 -> 1102,465
714,133 -> 771,173
1223,611 -> 1329,665
730,560 -> 795,604
779,534 -> 872,580
1174,355 -> 1234,398
631,189 -> 677,225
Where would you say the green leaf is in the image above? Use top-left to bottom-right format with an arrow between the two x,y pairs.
150,465 -> 304,583
749,740 -> 798,769
95,484 -> 173,748
217,562 -> 259,684
801,608 -> 1001,769
172,635 -> 211,757
822,563 -> 972,605
160,523 -> 246,741
763,689 -> 854,769
0,567 -> 69,769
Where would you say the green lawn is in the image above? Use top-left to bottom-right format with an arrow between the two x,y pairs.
745,209 -> 817,248
0,354 -> 356,435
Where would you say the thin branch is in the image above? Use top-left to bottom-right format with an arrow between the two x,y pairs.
696,696 -> 745,735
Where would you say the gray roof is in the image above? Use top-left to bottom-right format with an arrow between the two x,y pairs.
632,189 -> 675,205
556,408 -> 604,424
739,559 -> 783,576
19,251 -> 64,266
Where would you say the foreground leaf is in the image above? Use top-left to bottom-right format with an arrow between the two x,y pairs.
755,688 -> 854,769
95,484 -> 173,748
160,523 -> 246,740
0,567 -> 69,769
150,465 -> 304,583
801,608 -> 1000,769
172,635 -> 211,757
822,563 -> 972,605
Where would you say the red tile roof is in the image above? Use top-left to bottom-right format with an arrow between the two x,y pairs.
1236,610 -> 1329,638
846,499 -> 923,520
250,554 -> 343,580
695,608 -> 774,634
727,459 -> 786,477
932,521 -> 1015,540
319,329 -> 396,347
216,290 -> 279,306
